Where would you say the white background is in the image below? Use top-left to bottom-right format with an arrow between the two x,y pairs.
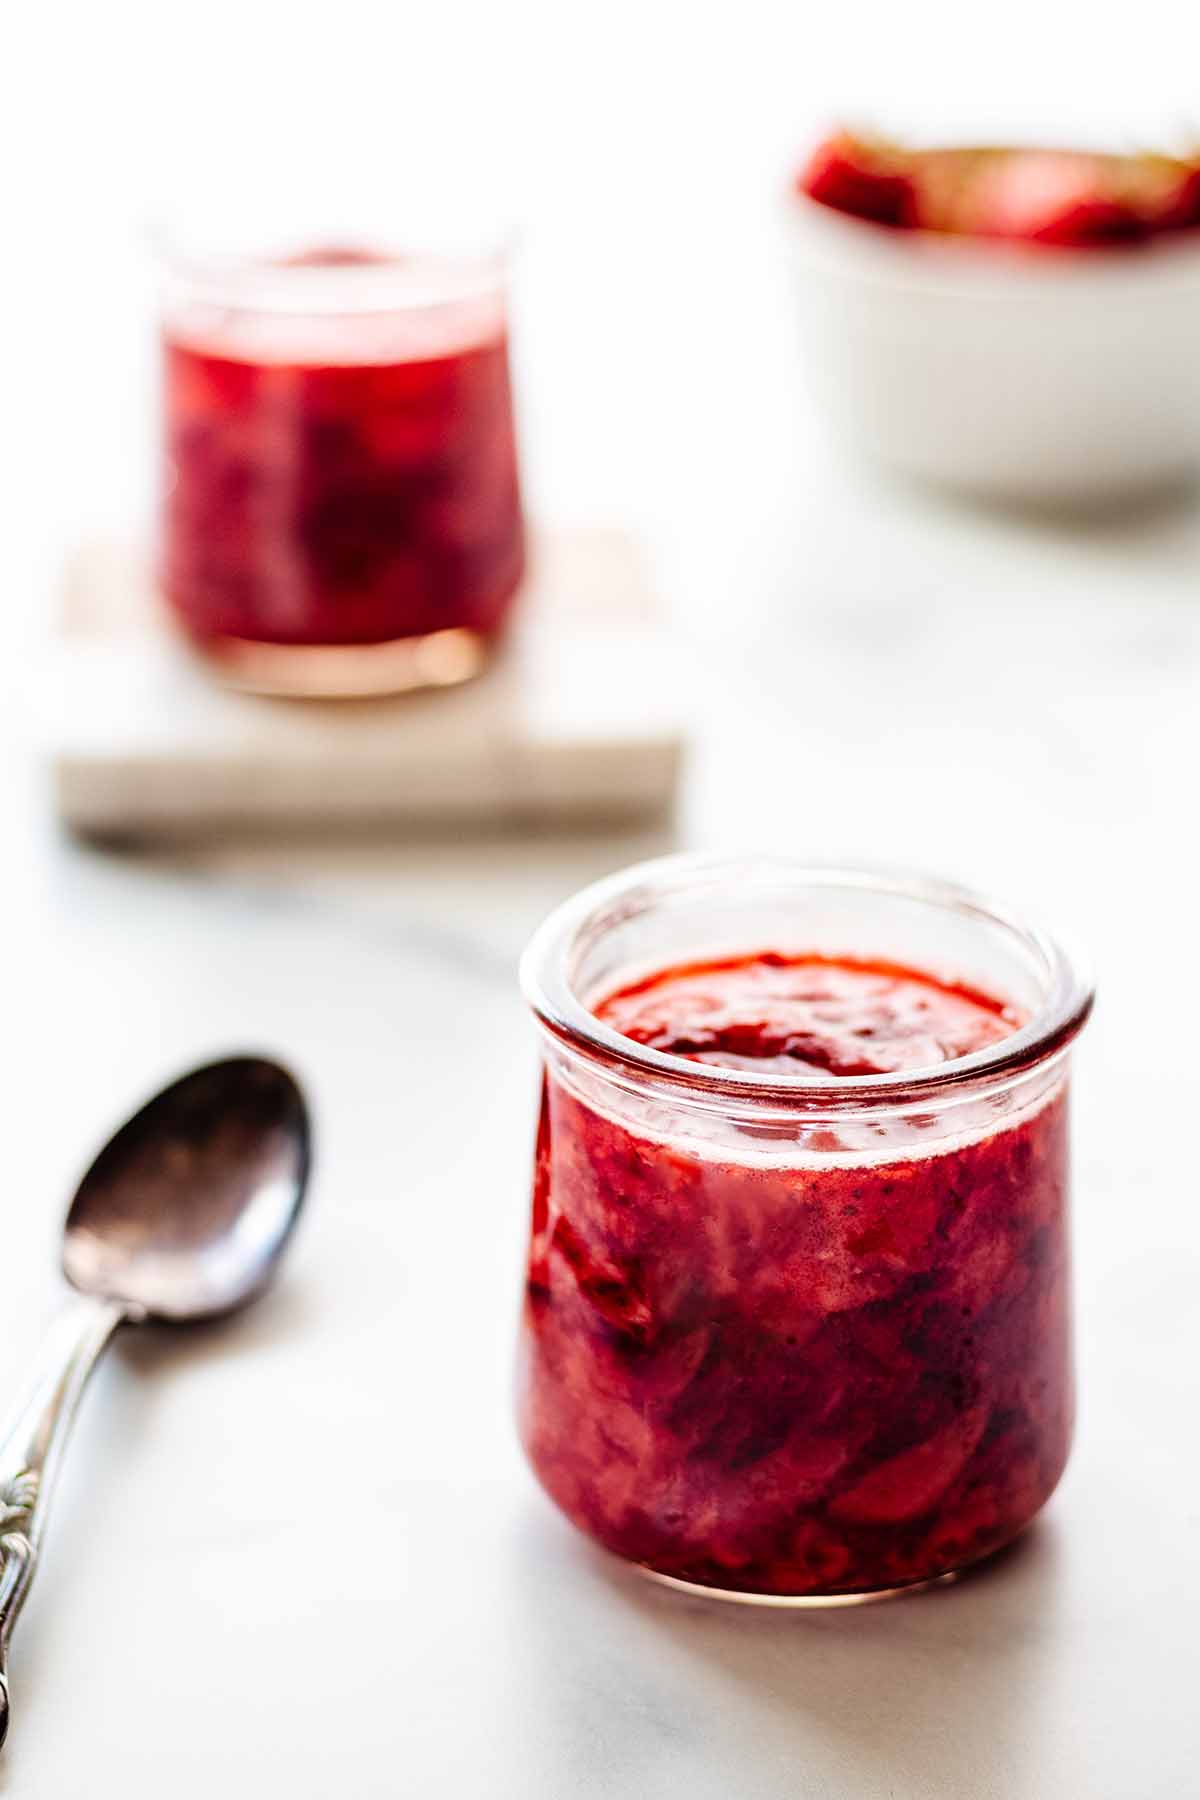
2,3 -> 1200,1794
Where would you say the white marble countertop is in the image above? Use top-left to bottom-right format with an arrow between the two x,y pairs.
1,477 -> 1197,1798
6,8 -> 1200,1792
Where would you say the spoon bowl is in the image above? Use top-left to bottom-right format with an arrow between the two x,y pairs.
62,1056 -> 310,1320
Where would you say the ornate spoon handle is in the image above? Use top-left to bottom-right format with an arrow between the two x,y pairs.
0,1296 -> 130,1747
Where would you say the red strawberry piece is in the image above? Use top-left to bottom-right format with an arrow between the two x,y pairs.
1030,198 -> 1147,247
830,1403 -> 990,1526
798,132 -> 915,228
967,151 -> 1148,247
1147,163 -> 1200,232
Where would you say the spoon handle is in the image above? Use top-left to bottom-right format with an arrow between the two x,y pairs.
0,1294 -> 129,1747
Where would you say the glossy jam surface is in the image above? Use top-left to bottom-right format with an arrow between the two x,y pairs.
598,952 -> 1019,1076
799,133 -> 1200,248
162,257 -> 525,648
519,954 -> 1072,1597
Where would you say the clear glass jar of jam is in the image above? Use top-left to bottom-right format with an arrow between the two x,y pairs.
159,237 -> 525,696
517,856 -> 1094,1603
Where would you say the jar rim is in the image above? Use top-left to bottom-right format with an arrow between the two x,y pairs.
152,228 -> 512,317
519,854 -> 1094,1109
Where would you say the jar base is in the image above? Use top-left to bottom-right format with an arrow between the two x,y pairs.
637,1559 -> 976,1608
183,626 -> 492,698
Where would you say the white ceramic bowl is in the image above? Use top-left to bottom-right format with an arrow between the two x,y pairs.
790,194 -> 1200,507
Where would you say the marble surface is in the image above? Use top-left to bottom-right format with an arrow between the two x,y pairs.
6,7 -> 1200,1792
2,474 -> 1199,1796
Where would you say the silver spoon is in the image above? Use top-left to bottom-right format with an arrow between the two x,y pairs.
0,1055 -> 311,1749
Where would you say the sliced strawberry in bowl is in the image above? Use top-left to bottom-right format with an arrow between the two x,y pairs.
799,132 -> 1200,248
1123,154 -> 1200,234
955,151 -> 1147,247
797,131 -> 916,228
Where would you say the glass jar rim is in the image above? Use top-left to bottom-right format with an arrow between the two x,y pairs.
520,854 -> 1094,1109
151,226 -> 512,317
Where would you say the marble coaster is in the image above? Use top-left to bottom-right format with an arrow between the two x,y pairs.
46,530 -> 684,838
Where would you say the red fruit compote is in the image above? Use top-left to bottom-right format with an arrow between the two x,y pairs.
518,858 -> 1093,1601
160,244 -> 525,695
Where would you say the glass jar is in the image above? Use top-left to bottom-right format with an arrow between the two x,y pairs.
517,856 -> 1094,1603
158,238 -> 525,696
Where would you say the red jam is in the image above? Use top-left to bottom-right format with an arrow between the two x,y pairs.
519,954 -> 1073,1597
798,133 -> 1200,248
162,254 -> 525,650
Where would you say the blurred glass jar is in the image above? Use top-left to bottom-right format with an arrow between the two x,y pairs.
518,857 -> 1094,1603
158,236 -> 525,695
